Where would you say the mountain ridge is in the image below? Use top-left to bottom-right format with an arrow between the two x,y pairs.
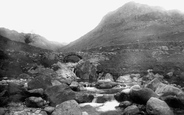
0,27 -> 65,51
61,1 -> 184,52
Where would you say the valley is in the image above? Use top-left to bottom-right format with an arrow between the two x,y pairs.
1,1 -> 184,115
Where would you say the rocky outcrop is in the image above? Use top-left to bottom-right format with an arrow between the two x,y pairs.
51,100 -> 82,115
55,62 -> 79,84
75,61 -> 97,82
45,83 -> 94,106
28,75 -> 52,90
45,83 -> 76,106
146,97 -> 174,115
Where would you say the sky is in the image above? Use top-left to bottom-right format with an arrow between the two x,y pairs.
0,0 -> 184,44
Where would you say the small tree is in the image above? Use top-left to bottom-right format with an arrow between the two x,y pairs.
24,33 -> 35,44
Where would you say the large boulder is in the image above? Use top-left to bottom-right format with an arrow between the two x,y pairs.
75,61 -> 97,82
28,75 -> 52,90
45,84 -> 94,106
45,83 -> 76,106
146,97 -> 174,115
55,62 -> 79,84
147,78 -> 184,108
52,100 -> 82,115
129,86 -> 159,104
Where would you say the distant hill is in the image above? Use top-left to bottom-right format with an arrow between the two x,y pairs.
0,27 -> 65,51
61,1 -> 184,52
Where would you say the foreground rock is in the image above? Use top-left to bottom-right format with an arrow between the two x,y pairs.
45,83 -> 94,106
146,77 -> 184,108
52,100 -> 82,115
45,83 -> 76,106
129,86 -> 159,104
146,97 -> 174,115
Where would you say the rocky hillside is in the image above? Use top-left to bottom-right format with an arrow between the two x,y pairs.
61,2 -> 184,52
0,34 -> 63,78
0,27 -> 65,51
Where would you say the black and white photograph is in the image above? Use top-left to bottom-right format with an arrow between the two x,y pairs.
0,0 -> 184,115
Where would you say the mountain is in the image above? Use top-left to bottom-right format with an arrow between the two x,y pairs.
0,27 -> 65,51
59,2 -> 184,85
61,1 -> 184,52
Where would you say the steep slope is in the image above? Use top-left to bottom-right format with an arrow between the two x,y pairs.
61,2 -> 184,52
0,35 -> 61,78
0,27 -> 65,51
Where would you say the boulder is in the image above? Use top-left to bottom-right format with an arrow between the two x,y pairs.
146,97 -> 174,115
116,75 -> 132,83
70,81 -> 80,91
75,92 -> 94,103
44,106 -> 55,114
28,75 -> 52,90
95,81 -> 117,89
119,101 -> 132,108
114,91 -> 131,102
51,100 -> 82,115
146,77 -> 162,91
51,79 -> 62,86
103,73 -> 114,82
161,95 -> 184,109
122,105 -> 140,115
129,86 -> 159,104
55,62 -> 79,84
0,82 -> 27,105
45,84 -> 94,106
25,96 -> 47,108
75,61 -> 97,82
155,83 -> 183,96
28,88 -> 44,97
45,83 -> 76,106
